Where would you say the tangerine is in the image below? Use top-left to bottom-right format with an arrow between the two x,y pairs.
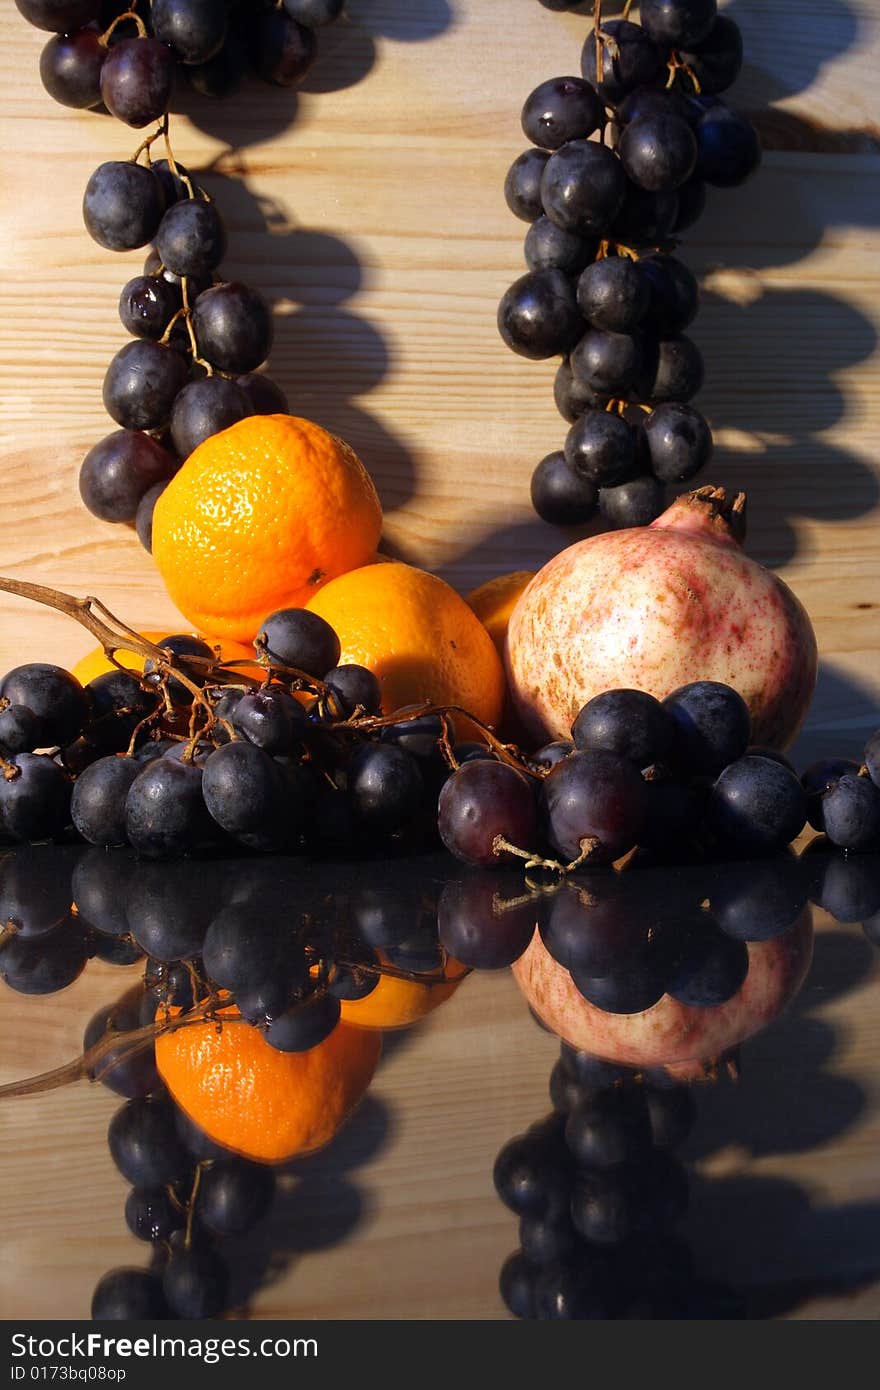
155,1004 -> 381,1165
339,953 -> 469,1030
465,571 -> 536,657
305,561 -> 506,727
151,415 -> 382,644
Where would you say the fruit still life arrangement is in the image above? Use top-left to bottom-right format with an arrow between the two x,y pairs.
2,0 -> 879,1323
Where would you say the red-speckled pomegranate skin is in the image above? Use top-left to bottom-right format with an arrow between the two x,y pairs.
511,912 -> 814,1072
505,491 -> 818,748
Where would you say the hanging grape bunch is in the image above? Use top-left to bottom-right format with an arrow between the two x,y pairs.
14,0 -> 347,551
503,1 -> 761,530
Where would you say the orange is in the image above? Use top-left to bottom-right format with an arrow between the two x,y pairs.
340,953 -> 469,1030
465,571 -> 536,657
155,1006 -> 382,1165
305,561 -> 506,727
151,415 -> 383,644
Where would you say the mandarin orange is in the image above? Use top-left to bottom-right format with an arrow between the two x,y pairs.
465,571 -> 536,657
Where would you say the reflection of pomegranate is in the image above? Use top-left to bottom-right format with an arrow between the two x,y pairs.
511,913 -> 813,1076
505,487 -> 817,749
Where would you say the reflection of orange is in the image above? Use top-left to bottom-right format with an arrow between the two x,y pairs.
340,953 -> 469,1030
152,415 -> 382,643
155,1004 -> 381,1164
306,562 -> 506,727
465,571 -> 535,657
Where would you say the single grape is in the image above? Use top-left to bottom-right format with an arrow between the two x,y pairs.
0,663 -> 88,748
83,160 -> 165,252
619,114 -> 698,193
438,760 -> 538,866
493,1132 -> 571,1220
640,254 -> 700,336
126,858 -> 216,960
323,664 -> 382,717
72,846 -> 136,936
170,376 -> 251,460
283,0 -> 345,25
264,989 -> 341,1052
499,1250 -> 538,1320
610,182 -> 679,245
118,273 -> 182,342
581,19 -> 665,104
532,741 -> 575,770
71,754 -> 143,846
570,328 -> 642,398
39,28 -> 105,108
707,755 -> 808,853
524,217 -> 596,276
708,852 -> 808,940
519,1214 -> 578,1267
143,633 -> 215,707
541,750 -> 647,863
108,1096 -> 191,1187
565,1087 -> 652,1169
531,451 -> 598,526
99,37 -> 175,128
151,0 -> 228,65
663,680 -> 750,776
155,198 -> 228,279
540,140 -> 627,235
639,0 -> 718,49
641,402 -> 712,483
521,76 -> 602,149
83,985 -> 160,1097
504,148 -> 551,223
598,475 -> 667,529
91,1269 -> 168,1321
202,741 -> 303,852
0,917 -> 89,995
102,340 -> 190,432
576,258 -> 650,335
235,372 -> 289,415
135,480 -> 168,553
197,1159 -> 275,1236
563,410 -> 637,488
15,1 -> 101,32
553,359 -> 608,422
249,10 -> 317,85
346,742 -> 426,836
191,282 -> 274,374
162,1245 -> 229,1319
437,871 -> 540,969
232,686 -> 308,754
637,334 -> 704,403
497,269 -> 583,360
256,607 -> 341,676
821,774 -> 880,851
79,428 -> 178,523
125,1187 -> 185,1244
669,924 -> 749,1006
533,1260 -> 614,1319
678,15 -> 743,94
572,689 -> 674,769
696,105 -> 761,187
0,846 -> 76,937
801,756 -> 861,830
0,703 -> 41,755
124,756 -> 214,858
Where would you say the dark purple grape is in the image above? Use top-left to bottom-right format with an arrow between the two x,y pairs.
150,157 -> 193,206
571,327 -> 641,398
250,10 -> 317,85
155,198 -> 227,279
532,741 -> 575,770
801,756 -> 861,830
235,372 -> 289,414
709,853 -> 807,940
144,633 -> 214,706
191,282 -> 274,374
504,148 -> 551,223
678,15 -> 743,94
581,19 -> 665,104
118,273 -> 182,341
672,177 -> 707,232
707,756 -> 807,853
124,756 -> 214,858
519,1214 -> 578,1267
151,0 -> 228,65
540,140 -> 627,235
437,870 -> 540,969
812,850 -> 880,924
201,740 -> 301,852
0,704 -> 41,755
197,1159 -> 275,1236
497,269 -> 583,360
125,858 -> 215,960
554,359 -> 608,422
0,663 -> 88,747
821,774 -> 880,851
91,1268 -> 168,1321
531,451 -> 599,526
499,1250 -> 538,1320
15,0 -> 101,31
72,847 -> 136,936
323,664 -> 382,717
663,680 -> 750,776
347,743 -> 425,836
610,182 -> 679,246
70,754 -> 142,845
283,0 -> 345,25
541,750 -> 647,863
100,37 -> 175,127
108,1096 -> 190,1187
83,161 -> 165,252
39,28 -> 105,108
565,1087 -> 652,1169
79,428 -> 177,523
83,988 -> 160,1097
493,1132 -> 571,1220
186,30 -> 248,98
102,340 -> 191,432
572,689 -> 674,768
696,105 -> 761,187
637,334 -> 704,403
256,607 -> 340,676
640,254 -> 700,335
264,989 -> 341,1052
576,257 -> 650,334
641,402 -> 712,483
162,1245 -> 229,1319
170,376 -> 250,460
231,686 -> 306,754
570,1168 -> 632,1244
669,922 -> 749,1006
617,87 -> 693,128
125,1187 -> 185,1244
524,217 -> 596,276
521,76 -> 602,149
533,1260 -> 614,1319
619,114 -> 697,193
0,846 -> 76,938
639,0 -> 718,49
438,760 -> 538,867
564,410 -> 637,488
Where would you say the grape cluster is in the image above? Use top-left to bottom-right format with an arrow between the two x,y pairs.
502,0 -> 760,529
18,1 -> 344,114
494,1055 -> 738,1319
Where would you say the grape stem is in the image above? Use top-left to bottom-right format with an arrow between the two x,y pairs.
491,835 -> 602,875
665,53 -> 703,94
99,9 -> 147,46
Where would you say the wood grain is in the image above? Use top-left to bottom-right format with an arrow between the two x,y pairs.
1,0 -> 879,1320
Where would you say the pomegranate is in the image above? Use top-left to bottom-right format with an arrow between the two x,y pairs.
511,912 -> 813,1076
505,487 -> 817,749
